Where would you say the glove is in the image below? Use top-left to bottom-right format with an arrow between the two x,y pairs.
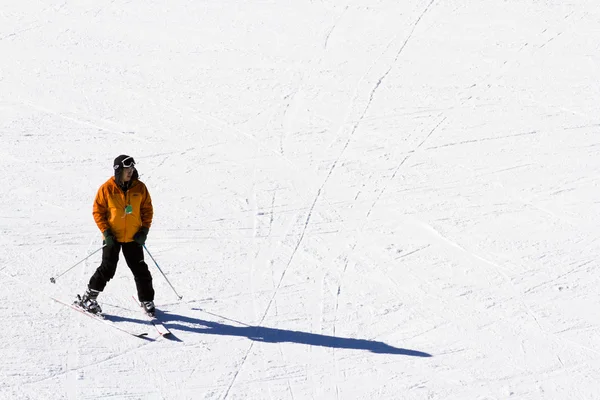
133,227 -> 149,245
103,230 -> 116,247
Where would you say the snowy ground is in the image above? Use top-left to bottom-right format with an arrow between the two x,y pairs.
1,1 -> 600,399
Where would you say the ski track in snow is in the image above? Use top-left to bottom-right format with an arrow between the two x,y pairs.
191,9 -> 453,390
0,268 -> 155,391
255,0 -> 440,330
366,115 -> 447,219
14,100 -> 153,143
415,217 -> 600,359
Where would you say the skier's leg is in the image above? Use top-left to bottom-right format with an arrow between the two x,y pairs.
122,242 -> 155,302
88,241 -> 121,292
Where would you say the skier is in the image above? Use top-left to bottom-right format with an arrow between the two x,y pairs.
77,155 -> 156,317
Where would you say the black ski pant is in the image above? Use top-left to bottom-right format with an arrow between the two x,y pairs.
88,241 -> 154,302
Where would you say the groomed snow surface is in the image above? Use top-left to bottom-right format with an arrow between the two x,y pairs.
1,1 -> 599,399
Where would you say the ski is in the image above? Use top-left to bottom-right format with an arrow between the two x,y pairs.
52,296 -> 152,340
132,296 -> 172,337
150,317 -> 171,337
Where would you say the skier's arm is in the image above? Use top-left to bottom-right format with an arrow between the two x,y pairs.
92,187 -> 111,233
140,186 -> 153,229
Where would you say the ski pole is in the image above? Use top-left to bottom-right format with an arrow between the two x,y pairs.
143,244 -> 183,300
50,245 -> 105,284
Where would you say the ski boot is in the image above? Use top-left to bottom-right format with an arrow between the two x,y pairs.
76,288 -> 103,315
141,300 -> 155,317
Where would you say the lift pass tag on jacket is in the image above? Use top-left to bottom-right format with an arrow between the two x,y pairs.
125,205 -> 133,214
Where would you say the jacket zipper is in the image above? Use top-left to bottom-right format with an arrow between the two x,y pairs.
124,191 -> 129,240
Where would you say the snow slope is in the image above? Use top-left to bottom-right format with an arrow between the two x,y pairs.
1,0 -> 599,399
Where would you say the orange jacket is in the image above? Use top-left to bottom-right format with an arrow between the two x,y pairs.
92,177 -> 153,243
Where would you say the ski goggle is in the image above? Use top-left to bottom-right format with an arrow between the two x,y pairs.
114,157 -> 136,170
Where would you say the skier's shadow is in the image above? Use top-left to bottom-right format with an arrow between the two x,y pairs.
158,309 -> 432,357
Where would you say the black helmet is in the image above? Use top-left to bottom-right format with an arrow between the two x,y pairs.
113,155 -> 137,181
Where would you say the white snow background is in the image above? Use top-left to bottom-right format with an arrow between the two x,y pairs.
1,1 -> 599,399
